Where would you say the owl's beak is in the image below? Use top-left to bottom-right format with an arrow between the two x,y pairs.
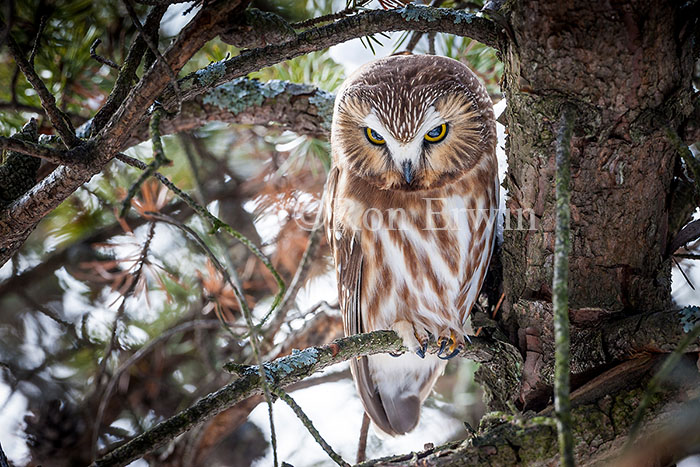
402,160 -> 414,184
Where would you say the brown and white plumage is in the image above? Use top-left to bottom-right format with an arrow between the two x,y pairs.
325,54 -> 498,436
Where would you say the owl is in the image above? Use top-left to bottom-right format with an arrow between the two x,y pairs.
325,54 -> 499,436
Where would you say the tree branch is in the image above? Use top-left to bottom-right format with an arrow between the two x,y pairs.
161,6 -> 502,110
0,136 -> 86,166
123,79 -> 335,148
0,4 -> 501,266
670,218 -> 700,253
89,5 -> 168,135
90,39 -> 120,70
4,32 -> 81,148
357,356 -> 700,466
0,0 -> 245,265
271,386 -> 350,467
92,331 -> 507,466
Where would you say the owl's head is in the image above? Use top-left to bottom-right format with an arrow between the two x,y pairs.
331,54 -> 496,191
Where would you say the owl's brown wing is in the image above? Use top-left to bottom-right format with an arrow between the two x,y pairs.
324,167 -> 395,433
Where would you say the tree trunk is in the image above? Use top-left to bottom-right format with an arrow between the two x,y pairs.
499,0 -> 697,408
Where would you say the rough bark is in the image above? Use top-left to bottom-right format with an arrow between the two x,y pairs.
356,355 -> 700,467
500,0 -> 698,407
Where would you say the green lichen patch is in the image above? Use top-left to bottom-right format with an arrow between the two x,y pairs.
400,4 -> 441,22
203,78 -> 336,129
679,306 -> 700,333
267,347 -> 320,380
452,10 -> 475,24
203,78 -> 286,114
309,90 -> 335,131
399,5 -> 474,25
194,59 -> 228,88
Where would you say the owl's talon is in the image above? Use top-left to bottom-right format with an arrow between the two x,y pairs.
464,334 -> 473,344
389,351 -> 402,358
438,343 -> 463,360
416,338 -> 429,358
437,338 -> 449,358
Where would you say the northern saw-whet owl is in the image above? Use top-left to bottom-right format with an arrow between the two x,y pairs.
325,54 -> 499,436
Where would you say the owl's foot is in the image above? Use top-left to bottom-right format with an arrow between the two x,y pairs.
390,320 -> 429,359
415,335 -> 429,359
391,320 -> 427,358
437,333 -> 463,360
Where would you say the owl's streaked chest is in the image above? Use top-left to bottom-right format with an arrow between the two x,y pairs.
360,192 -> 488,333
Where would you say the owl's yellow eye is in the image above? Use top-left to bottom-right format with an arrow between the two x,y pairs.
424,123 -> 448,143
365,127 -> 386,145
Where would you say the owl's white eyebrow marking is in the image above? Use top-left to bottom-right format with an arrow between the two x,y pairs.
363,107 -> 445,172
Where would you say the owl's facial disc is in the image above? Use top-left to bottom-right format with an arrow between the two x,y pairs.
362,107 -> 445,187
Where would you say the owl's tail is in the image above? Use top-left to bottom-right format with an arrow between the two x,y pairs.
350,352 -> 445,436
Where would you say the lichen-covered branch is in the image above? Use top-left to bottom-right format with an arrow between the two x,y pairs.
0,1 -> 245,265
0,3 -> 500,265
122,79 -> 335,148
357,355 -> 700,467
92,331 -> 510,467
162,6 -> 502,109
553,108 -> 574,467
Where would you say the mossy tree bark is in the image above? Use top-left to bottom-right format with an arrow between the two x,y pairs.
499,0 -> 699,410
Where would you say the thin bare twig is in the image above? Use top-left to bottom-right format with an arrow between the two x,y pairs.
0,136 -> 85,166
357,412 -> 370,463
404,30 -> 423,52
142,208 -> 279,466
553,107 -> 574,467
28,14 -> 48,65
95,221 -> 156,393
123,0 -> 182,112
271,386 -> 350,467
263,206 -> 324,337
4,30 -> 81,148
673,257 -> 696,290
91,319 -> 222,462
90,38 -> 120,70
120,107 -> 170,217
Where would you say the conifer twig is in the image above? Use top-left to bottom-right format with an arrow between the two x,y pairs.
553,107 -> 575,467
120,107 -> 170,218
116,153 -> 287,330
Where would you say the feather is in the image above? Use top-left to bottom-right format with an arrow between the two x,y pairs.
326,54 -> 499,436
